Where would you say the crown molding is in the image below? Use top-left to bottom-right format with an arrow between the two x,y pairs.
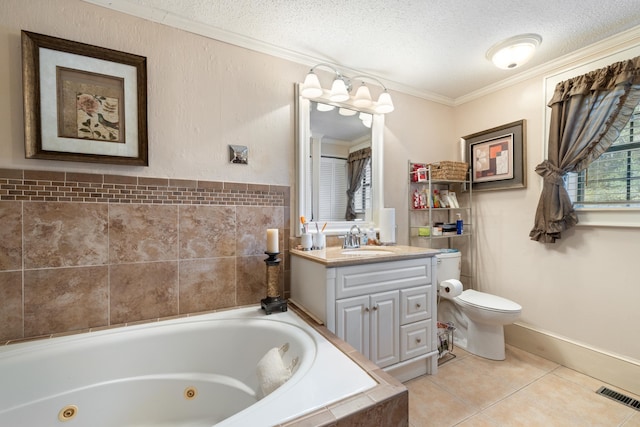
84,1 -> 639,108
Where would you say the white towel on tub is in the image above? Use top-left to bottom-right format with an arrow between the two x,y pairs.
256,346 -> 291,397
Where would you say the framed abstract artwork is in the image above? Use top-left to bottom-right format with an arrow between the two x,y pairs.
461,120 -> 526,191
21,31 -> 148,165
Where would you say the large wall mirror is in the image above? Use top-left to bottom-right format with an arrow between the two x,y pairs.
295,83 -> 384,236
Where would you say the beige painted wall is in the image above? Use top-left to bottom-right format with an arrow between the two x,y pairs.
454,74 -> 640,363
0,0 -> 300,185
1,0 -> 638,368
384,90 -> 456,240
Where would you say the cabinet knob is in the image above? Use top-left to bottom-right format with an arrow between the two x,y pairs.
416,338 -> 422,343
364,307 -> 370,312
416,303 -> 421,308
372,305 -> 378,311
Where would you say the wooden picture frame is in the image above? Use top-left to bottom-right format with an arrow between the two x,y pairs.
21,31 -> 148,166
461,120 -> 526,191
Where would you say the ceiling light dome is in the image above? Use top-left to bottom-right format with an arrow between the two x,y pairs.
486,34 -> 542,70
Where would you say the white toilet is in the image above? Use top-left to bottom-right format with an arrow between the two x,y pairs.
436,250 -> 521,360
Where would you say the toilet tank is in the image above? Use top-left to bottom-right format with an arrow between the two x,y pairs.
435,250 -> 461,282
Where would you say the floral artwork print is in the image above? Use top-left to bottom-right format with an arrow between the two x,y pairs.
76,93 -> 120,142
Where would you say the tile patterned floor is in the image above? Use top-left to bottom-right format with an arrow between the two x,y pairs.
406,345 -> 640,427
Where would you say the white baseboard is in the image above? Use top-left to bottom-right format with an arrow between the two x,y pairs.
505,323 -> 640,396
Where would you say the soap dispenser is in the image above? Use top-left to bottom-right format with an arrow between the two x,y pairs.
368,227 -> 376,245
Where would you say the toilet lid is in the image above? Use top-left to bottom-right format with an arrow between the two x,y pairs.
456,290 -> 522,313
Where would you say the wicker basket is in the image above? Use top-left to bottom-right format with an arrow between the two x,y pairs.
428,161 -> 469,181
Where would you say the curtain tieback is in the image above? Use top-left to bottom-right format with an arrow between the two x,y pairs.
534,160 -> 565,185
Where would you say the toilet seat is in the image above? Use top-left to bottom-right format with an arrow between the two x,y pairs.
456,290 -> 522,313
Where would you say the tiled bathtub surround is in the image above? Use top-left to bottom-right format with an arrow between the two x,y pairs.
0,168 -> 289,342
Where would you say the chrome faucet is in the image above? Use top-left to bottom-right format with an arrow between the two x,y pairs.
343,224 -> 362,249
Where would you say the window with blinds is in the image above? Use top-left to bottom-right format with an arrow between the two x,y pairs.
565,104 -> 640,208
314,156 -> 371,221
318,157 -> 348,221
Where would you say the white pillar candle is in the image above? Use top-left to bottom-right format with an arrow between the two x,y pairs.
266,228 -> 279,253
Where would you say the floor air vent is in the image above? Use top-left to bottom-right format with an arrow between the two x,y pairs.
596,386 -> 640,410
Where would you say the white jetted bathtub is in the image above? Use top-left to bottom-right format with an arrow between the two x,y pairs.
0,307 -> 376,426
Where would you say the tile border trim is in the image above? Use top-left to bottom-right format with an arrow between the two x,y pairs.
0,168 -> 288,206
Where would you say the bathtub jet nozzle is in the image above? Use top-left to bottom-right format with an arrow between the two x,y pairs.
58,405 -> 78,422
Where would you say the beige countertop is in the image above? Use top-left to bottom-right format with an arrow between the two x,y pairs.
290,244 -> 438,267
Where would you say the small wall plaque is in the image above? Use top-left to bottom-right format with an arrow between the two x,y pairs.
229,144 -> 248,164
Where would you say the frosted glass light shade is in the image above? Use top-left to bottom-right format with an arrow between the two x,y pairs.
329,78 -> 350,102
486,34 -> 541,70
301,72 -> 323,98
375,91 -> 394,114
353,83 -> 372,107
316,102 -> 335,112
360,112 -> 372,128
338,107 -> 357,116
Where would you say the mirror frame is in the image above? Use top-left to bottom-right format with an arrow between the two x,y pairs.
294,83 -> 384,237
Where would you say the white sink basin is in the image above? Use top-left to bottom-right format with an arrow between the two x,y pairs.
341,247 -> 395,256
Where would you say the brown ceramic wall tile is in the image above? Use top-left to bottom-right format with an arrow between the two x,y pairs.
66,172 -> 103,183
236,255 -> 273,306
248,183 -> 270,192
197,180 -> 223,190
169,178 -> 197,188
0,168 -> 23,179
104,174 -> 137,185
23,170 -> 65,181
0,271 -> 23,341
179,258 -> 236,313
23,266 -> 109,337
138,177 -> 169,186
179,205 -> 236,259
110,261 -> 178,324
0,202 -> 22,271
23,202 -> 108,268
236,206 -> 284,256
0,168 -> 289,342
109,204 -> 178,263
224,182 -> 248,191
333,392 -> 408,427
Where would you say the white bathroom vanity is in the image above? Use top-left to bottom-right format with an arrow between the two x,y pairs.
290,245 -> 439,382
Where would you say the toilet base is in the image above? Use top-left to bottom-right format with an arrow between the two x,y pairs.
465,321 -> 506,360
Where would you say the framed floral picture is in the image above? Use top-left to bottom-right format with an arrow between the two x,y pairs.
21,31 -> 148,165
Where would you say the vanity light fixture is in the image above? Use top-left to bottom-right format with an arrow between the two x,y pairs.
300,63 -> 394,113
486,33 -> 542,70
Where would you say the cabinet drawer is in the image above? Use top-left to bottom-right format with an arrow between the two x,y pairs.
336,258 -> 432,299
400,286 -> 432,325
400,320 -> 432,361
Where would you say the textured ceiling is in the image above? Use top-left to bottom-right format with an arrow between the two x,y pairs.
84,0 -> 640,104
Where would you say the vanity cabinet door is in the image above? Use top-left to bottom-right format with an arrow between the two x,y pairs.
336,291 -> 400,368
370,291 -> 400,368
336,296 -> 370,358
